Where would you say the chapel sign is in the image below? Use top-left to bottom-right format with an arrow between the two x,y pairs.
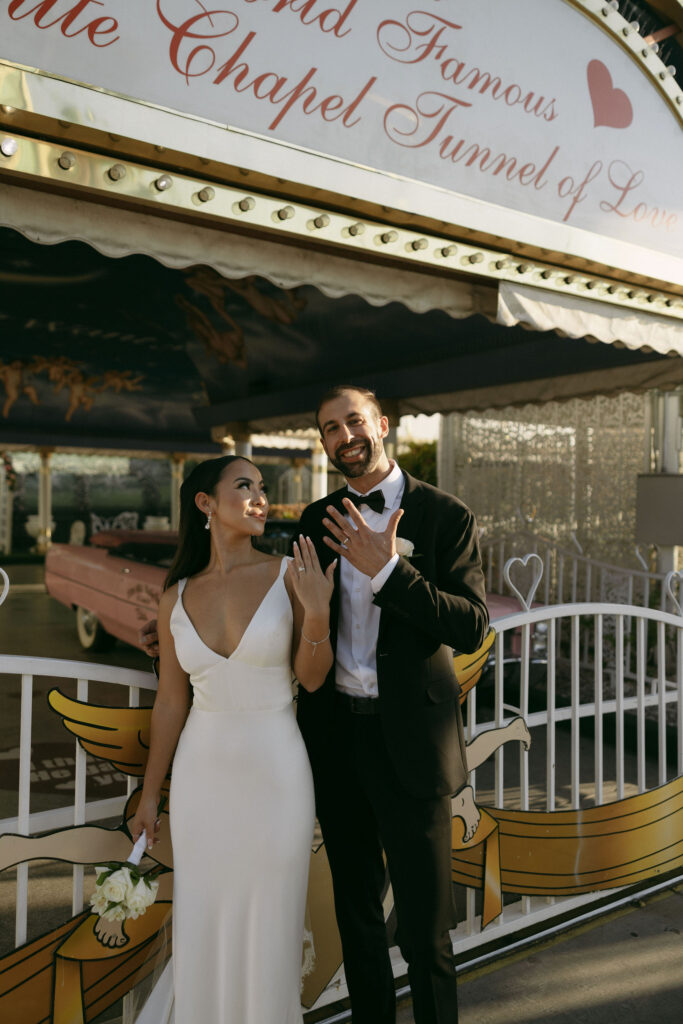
1,0 -> 682,280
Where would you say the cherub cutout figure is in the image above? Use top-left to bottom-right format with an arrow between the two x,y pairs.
0,359 -> 39,417
175,292 -> 246,366
221,274 -> 306,326
53,368 -> 99,422
28,356 -> 98,421
94,370 -> 144,394
0,689 -> 173,953
177,267 -> 247,366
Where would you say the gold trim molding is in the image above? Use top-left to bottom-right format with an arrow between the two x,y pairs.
567,0 -> 683,122
0,129 -> 682,322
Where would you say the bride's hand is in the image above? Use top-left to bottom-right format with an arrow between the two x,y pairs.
287,536 -> 336,613
129,794 -> 161,851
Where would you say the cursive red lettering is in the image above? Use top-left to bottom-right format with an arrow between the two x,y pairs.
8,0 -> 119,46
377,11 -> 461,65
267,67 -> 319,129
561,159 -> 603,222
532,146 -> 559,189
156,1 -> 372,133
446,65 -> 503,99
384,91 -> 472,149
376,10 -> 558,125
599,161 -> 645,218
244,0 -> 358,37
155,5 -> 247,86
517,161 -> 538,185
599,163 -> 677,230
504,84 -> 522,107
213,32 -> 256,88
340,76 -> 377,128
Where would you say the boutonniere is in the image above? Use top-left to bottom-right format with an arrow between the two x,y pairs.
395,537 -> 418,559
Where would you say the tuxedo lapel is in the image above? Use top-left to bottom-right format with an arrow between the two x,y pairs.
396,472 -> 426,545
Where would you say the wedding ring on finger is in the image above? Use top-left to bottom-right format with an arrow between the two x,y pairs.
297,566 -> 306,573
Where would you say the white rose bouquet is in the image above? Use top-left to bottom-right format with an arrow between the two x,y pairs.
90,856 -> 160,921
90,832 -> 162,922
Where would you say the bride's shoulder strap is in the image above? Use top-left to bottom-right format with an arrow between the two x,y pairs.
177,577 -> 187,595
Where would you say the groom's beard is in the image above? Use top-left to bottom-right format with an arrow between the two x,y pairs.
329,437 -> 382,479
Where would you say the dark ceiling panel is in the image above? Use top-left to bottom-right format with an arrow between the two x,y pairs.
0,227 -> 675,449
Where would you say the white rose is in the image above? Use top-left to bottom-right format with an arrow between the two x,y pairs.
127,878 -> 158,918
102,902 -> 127,922
89,889 -> 110,916
395,537 -> 414,558
100,867 -> 132,905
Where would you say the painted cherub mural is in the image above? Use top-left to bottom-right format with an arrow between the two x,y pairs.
0,357 -> 147,425
177,267 -> 307,367
0,359 -> 39,418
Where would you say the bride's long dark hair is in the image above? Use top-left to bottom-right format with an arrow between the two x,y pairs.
164,455 -> 255,591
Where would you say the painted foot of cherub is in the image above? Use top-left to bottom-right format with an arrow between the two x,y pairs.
451,785 -> 481,844
94,915 -> 129,948
506,715 -> 532,750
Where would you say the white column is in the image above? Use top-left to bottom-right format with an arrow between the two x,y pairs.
211,425 -> 235,454
170,454 -> 185,530
37,448 -> 54,554
311,439 -> 328,501
234,434 -> 253,458
658,392 -> 682,575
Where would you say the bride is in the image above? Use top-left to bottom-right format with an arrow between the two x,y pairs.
130,454 -> 335,1023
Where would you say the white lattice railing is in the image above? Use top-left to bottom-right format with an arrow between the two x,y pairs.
1,565 -> 683,1019
481,529 -> 670,611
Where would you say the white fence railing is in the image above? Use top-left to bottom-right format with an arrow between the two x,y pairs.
0,656 -> 157,948
448,571 -> 683,959
1,568 -> 682,1019
481,529 -> 669,612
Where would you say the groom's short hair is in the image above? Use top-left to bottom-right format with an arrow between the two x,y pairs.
316,385 -> 383,433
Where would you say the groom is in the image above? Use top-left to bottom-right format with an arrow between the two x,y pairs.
297,384 -> 488,1024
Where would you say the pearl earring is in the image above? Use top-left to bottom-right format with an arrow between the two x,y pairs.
205,511 -> 212,530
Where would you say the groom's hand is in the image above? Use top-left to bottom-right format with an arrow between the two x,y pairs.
322,498 -> 404,577
139,619 -> 159,657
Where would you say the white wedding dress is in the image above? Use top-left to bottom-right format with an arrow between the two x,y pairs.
136,556 -> 315,1023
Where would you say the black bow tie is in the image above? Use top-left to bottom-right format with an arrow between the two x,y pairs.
344,489 -> 386,514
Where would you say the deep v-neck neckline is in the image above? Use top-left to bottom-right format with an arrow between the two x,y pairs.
178,557 -> 286,663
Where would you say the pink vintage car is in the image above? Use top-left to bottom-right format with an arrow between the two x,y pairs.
45,528 -> 533,659
45,530 -> 176,651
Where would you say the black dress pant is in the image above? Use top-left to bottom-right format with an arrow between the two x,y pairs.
313,703 -> 459,1024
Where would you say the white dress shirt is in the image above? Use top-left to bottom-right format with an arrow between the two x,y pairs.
335,461 -> 404,698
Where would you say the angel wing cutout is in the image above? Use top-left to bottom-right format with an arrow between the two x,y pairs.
454,628 -> 496,703
48,689 -> 166,783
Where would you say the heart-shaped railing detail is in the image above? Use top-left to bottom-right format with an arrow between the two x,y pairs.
0,569 -> 9,609
634,544 -> 658,572
665,570 -> 683,617
503,553 -> 544,611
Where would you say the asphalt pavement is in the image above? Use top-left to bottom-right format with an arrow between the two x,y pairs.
411,882 -> 683,1024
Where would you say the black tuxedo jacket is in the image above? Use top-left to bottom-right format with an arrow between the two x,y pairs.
296,472 -> 489,800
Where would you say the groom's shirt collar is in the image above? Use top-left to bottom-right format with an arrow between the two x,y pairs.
345,460 -> 404,511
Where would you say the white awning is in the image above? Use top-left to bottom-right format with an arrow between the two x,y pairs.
0,183 -> 496,322
498,281 -> 683,358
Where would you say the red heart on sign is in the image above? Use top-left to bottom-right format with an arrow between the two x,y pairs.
587,59 -> 633,128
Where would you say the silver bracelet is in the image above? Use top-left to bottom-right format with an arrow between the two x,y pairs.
301,628 -> 331,656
